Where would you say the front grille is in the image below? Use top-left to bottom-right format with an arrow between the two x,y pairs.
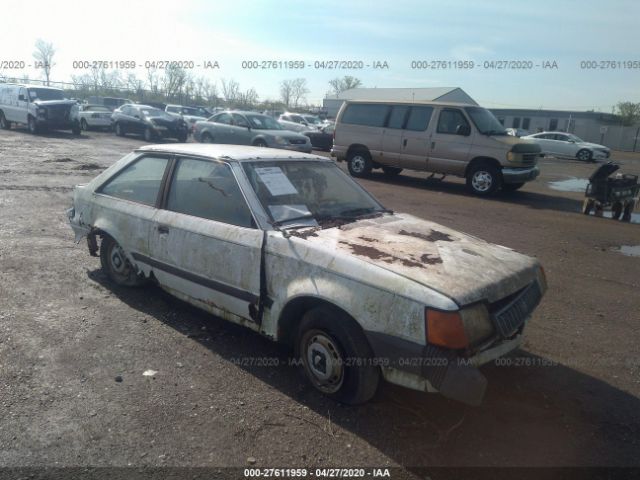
289,139 -> 306,145
523,153 -> 538,163
47,105 -> 70,121
492,281 -> 542,338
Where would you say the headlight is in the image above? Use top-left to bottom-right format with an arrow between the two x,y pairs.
37,108 -> 47,116
274,136 -> 288,145
506,151 -> 517,162
425,303 -> 494,349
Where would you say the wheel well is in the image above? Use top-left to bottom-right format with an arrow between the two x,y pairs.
252,137 -> 267,145
464,156 -> 502,178
346,144 -> 370,159
277,296 -> 364,348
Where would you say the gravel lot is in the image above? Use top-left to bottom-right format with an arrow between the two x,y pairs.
1,127 -> 639,477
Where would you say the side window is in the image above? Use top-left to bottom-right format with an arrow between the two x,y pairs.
99,156 -> 169,206
166,158 -> 254,228
436,109 -> 469,134
214,113 -> 232,125
386,105 -> 409,129
405,106 -> 433,131
232,114 -> 249,128
341,104 -> 390,127
554,134 -> 568,141
19,88 -> 27,101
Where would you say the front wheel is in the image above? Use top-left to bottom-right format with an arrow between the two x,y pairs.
466,163 -> 502,196
0,111 -> 11,130
100,235 -> 145,287
576,149 -> 592,162
177,133 -> 188,143
347,150 -> 372,178
80,119 -> 89,131
296,306 -> 380,405
28,116 -> 38,134
144,127 -> 154,142
115,122 -> 125,137
502,182 -> 525,192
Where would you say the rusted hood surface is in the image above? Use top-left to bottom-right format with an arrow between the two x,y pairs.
305,213 -> 540,306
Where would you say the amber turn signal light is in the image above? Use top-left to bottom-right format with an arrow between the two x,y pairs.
425,309 -> 469,349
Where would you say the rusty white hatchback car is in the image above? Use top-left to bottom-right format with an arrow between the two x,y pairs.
68,144 -> 546,406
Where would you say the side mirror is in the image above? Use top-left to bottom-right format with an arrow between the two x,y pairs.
18,94 -> 25,101
456,124 -> 471,136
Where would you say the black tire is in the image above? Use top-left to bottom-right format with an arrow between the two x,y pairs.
347,149 -> 372,178
622,203 -> 633,222
253,139 -> 268,147
0,111 -> 11,130
177,133 -> 188,143
143,127 -> 154,142
201,132 -> 213,143
612,202 -> 623,220
576,149 -> 592,162
466,162 -> 502,196
28,116 -> 38,134
72,124 -> 81,135
80,119 -> 89,131
115,122 -> 125,137
583,199 -> 594,215
502,182 -> 525,192
100,235 -> 145,287
381,166 -> 403,177
295,306 -> 380,405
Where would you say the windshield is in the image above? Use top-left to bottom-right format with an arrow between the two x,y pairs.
247,114 -> 282,130
28,88 -> 65,101
465,107 -> 508,135
141,108 -> 172,119
243,161 -> 385,226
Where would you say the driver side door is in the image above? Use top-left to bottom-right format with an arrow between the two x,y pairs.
232,113 -> 253,144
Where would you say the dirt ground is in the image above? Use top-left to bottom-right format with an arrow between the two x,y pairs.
1,126 -> 639,477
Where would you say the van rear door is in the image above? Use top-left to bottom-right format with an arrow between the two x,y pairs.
380,105 -> 410,167
398,106 -> 434,171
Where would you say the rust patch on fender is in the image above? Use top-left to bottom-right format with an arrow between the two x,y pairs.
339,241 -> 433,269
420,253 -> 443,265
398,229 -> 453,242
358,236 -> 379,243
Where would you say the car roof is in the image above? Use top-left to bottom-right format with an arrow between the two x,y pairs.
136,144 -> 330,163
344,99 -> 476,108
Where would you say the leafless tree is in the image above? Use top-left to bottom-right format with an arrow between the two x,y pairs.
328,76 -> 362,95
280,79 -> 294,107
161,64 -> 189,100
237,88 -> 259,109
291,78 -> 309,108
615,101 -> 640,126
146,68 -> 160,94
221,78 -> 240,104
33,39 -> 56,86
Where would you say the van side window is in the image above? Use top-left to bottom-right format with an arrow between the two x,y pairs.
436,109 -> 469,135
405,106 -> 434,131
387,106 -> 410,129
341,104 -> 389,127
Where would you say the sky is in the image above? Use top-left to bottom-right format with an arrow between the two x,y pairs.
0,0 -> 638,111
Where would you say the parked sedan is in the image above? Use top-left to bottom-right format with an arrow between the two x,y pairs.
303,123 -> 334,151
68,144 -> 546,406
76,104 -> 112,131
165,104 -> 209,133
523,132 -> 610,162
194,111 -> 312,153
111,104 -> 189,142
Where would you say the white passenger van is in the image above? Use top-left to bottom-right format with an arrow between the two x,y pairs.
0,83 -> 79,134
332,100 -> 542,195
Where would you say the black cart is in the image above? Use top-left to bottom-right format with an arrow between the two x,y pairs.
582,162 -> 639,222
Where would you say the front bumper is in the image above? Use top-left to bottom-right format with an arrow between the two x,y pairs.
502,165 -> 540,184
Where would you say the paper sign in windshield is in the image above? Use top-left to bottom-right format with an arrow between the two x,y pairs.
255,167 -> 298,196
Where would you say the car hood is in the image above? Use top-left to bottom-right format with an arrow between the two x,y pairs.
490,135 -> 542,153
299,213 -> 541,306
579,142 -> 609,150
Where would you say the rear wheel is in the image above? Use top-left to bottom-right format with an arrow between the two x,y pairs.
201,132 -> 213,143
466,162 -> 502,196
177,132 -> 188,143
583,198 -> 595,215
347,149 -> 372,178
382,166 -> 403,177
612,202 -> 623,220
576,149 -> 592,162
502,182 -> 525,192
115,122 -> 125,137
296,306 -> 380,405
80,119 -> 89,131
0,111 -> 11,130
100,235 -> 145,287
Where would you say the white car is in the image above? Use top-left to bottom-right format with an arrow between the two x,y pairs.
77,104 -> 112,130
523,132 -> 610,162
67,144 -> 546,406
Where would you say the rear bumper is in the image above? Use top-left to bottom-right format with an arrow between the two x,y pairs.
502,165 -> 540,184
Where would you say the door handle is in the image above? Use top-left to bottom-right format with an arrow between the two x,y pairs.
403,138 -> 408,147
157,225 -> 170,234
431,141 -> 435,149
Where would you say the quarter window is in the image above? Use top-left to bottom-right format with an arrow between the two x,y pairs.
405,106 -> 434,131
436,109 -> 469,134
341,104 -> 390,127
99,155 -> 169,206
166,158 -> 254,228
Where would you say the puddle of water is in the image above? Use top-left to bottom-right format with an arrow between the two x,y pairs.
548,178 -> 589,192
614,245 -> 640,257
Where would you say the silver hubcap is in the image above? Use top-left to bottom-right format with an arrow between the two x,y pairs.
578,151 -> 589,161
350,155 -> 366,173
303,331 -> 344,394
472,170 -> 493,192
109,244 -> 130,277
